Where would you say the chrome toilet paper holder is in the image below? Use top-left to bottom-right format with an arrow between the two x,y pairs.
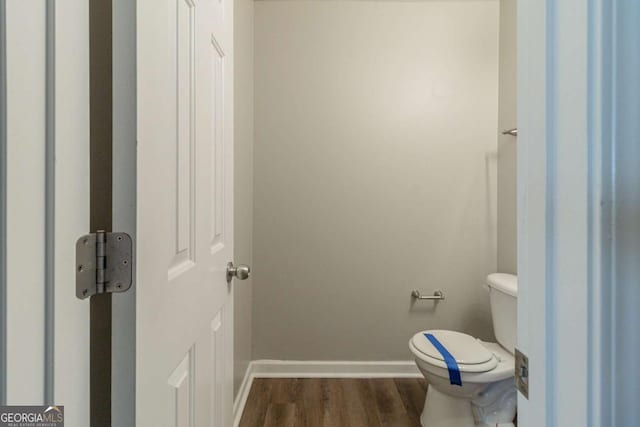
411,290 -> 445,301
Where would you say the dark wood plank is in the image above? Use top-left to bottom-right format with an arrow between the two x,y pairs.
342,379 -> 383,427
264,403 -> 296,427
297,378 -> 324,427
369,379 -> 416,427
393,378 -> 427,424
271,378 -> 303,404
238,378 -> 425,427
238,379 -> 274,427
321,379 -> 350,427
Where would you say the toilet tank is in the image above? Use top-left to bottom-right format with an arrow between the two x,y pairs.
486,273 -> 517,354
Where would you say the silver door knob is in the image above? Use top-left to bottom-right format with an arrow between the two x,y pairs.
227,262 -> 251,282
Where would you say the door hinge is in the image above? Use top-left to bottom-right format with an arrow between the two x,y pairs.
515,348 -> 529,399
76,230 -> 133,299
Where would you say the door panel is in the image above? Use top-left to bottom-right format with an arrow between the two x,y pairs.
210,40 -> 225,252
53,0 -> 90,424
3,0 -> 90,423
136,0 -> 234,423
5,0 -> 47,403
167,351 -> 194,427
170,0 -> 196,279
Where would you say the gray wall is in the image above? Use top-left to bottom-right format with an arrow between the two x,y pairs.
253,0 -> 500,361
497,0 -> 517,274
233,0 -> 254,396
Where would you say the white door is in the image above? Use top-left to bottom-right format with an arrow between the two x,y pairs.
517,0 -> 619,425
2,0 -> 90,424
136,0 -> 234,423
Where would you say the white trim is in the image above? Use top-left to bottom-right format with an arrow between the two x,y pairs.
44,0 -> 56,403
232,363 -> 255,427
0,0 -> 6,406
250,360 -> 421,378
586,0 -> 612,425
231,360 -> 421,427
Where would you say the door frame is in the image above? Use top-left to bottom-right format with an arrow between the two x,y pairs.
517,0 -> 636,425
1,0 -> 92,419
111,0 -> 137,425
0,0 -> 7,406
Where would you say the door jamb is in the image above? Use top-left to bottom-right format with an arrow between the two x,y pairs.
0,0 -> 6,406
89,0 -> 113,424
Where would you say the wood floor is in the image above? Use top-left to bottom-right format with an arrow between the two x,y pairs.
238,378 -> 428,427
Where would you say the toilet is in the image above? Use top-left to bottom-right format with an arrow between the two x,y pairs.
409,273 -> 518,427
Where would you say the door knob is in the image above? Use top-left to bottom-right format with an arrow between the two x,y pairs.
227,262 -> 251,283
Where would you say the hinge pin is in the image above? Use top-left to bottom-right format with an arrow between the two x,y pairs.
96,230 -> 106,294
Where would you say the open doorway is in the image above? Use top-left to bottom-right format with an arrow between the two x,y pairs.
234,1 -> 516,426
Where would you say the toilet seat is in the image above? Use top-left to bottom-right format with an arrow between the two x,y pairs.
411,330 -> 498,373
410,330 -> 514,384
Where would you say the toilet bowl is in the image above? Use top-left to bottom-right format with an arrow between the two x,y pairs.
409,274 -> 518,427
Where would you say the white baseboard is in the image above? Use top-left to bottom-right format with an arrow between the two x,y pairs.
232,359 -> 420,426
251,359 -> 421,378
233,362 -> 256,427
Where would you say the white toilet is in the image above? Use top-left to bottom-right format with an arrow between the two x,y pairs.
409,273 -> 518,427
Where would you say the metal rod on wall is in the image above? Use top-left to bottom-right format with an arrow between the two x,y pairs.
411,290 -> 445,301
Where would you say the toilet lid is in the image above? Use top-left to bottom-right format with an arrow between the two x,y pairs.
486,273 -> 517,297
411,330 -> 496,367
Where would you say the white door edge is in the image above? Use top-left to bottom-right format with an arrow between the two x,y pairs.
517,0 -> 624,425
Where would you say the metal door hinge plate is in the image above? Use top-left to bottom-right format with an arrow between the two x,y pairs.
515,348 -> 529,399
76,231 -> 133,299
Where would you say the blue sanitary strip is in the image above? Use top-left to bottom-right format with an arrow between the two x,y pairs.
424,333 -> 462,386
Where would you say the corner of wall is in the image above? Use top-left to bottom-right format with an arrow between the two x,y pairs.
233,0 -> 255,399
497,0 -> 518,275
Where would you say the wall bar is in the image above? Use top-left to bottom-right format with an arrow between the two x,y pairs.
44,0 -> 56,405
0,0 -> 7,407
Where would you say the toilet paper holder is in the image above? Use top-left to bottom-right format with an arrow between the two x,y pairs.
411,290 -> 445,301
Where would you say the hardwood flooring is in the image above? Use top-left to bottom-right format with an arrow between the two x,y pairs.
238,378 -> 428,427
